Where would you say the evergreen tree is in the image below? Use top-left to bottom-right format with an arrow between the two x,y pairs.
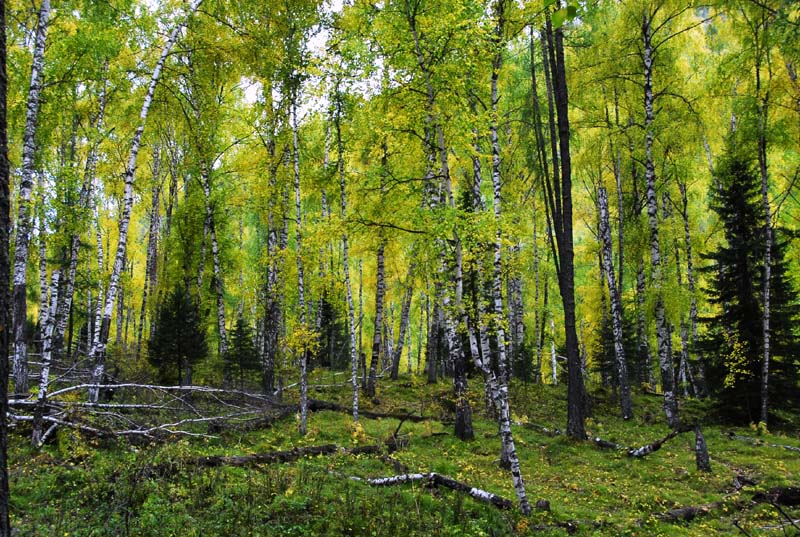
148,286 -> 207,386
227,316 -> 260,389
702,148 -> 800,422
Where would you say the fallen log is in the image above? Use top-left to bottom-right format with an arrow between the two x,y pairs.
153,439 -> 402,478
352,472 -> 514,510
753,486 -> 800,507
655,485 -> 800,524
725,432 -> 800,453
593,426 -> 691,458
657,501 -> 724,522
307,399 -> 435,422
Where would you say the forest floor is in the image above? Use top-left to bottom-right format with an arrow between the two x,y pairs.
7,370 -> 800,536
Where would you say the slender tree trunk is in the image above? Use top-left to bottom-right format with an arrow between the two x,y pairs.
543,14 -> 586,438
290,96 -> 309,436
200,164 -> 229,382
262,122 -> 281,395
489,3 -> 510,387
642,13 -> 678,428
54,76 -> 108,361
32,269 -> 59,447
678,181 -> 706,397
13,0 -> 51,395
599,187 -> 633,419
115,257 -> 125,347
89,0 -> 204,402
365,240 -> 385,398
136,153 -> 161,359
451,233 -> 473,441
0,0 -> 13,525
391,265 -> 414,380
756,58 -> 772,426
404,0 -> 471,437
507,242 -> 524,373
334,90 -> 359,421
36,213 -> 48,346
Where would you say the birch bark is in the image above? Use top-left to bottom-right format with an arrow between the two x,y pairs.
334,88 -> 360,420
642,12 -> 678,427
31,269 -> 59,447
599,187 -> 633,418
13,0 -> 51,395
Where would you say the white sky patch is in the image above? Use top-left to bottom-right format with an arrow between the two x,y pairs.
241,77 -> 262,104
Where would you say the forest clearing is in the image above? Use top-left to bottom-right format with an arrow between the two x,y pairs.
0,0 -> 798,535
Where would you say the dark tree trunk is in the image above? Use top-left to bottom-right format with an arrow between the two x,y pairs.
542,15 -> 586,439
694,426 -> 711,472
0,1 -> 14,527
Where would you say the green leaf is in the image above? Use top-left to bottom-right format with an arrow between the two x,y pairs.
552,8 -> 568,29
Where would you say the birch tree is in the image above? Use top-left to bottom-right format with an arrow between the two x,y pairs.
12,0 -> 51,395
89,0 -> 204,402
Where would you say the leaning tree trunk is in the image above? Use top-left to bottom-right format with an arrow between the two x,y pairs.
53,76 -> 108,361
642,13 -> 678,428
599,186 -> 633,419
89,0 -> 204,403
465,290 -> 532,515
12,0 -> 51,395
31,270 -> 59,447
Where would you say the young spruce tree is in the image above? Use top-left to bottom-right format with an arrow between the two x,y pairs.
702,147 -> 800,422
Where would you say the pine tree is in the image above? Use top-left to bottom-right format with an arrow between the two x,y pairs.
148,286 -> 207,386
227,316 -> 260,389
702,148 -> 800,422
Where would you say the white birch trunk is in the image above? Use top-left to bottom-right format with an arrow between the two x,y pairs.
757,73 -> 772,426
200,164 -> 229,380
391,267 -> 414,380
13,0 -> 51,395
31,269 -> 59,447
642,13 -> 677,427
291,98 -> 309,435
335,96 -> 359,421
599,186 -> 633,419
54,77 -> 108,358
89,0 -> 204,402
